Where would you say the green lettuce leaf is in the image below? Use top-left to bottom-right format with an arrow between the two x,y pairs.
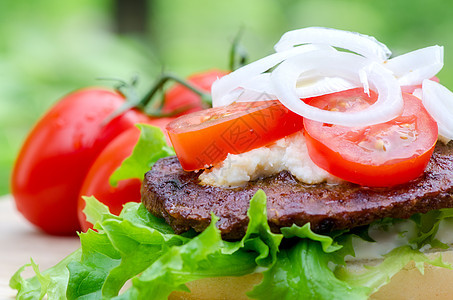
123,189 -> 282,299
66,231 -> 120,300
10,250 -> 81,300
67,199 -> 190,299
248,239 -> 370,300
409,208 -> 453,249
221,189 -> 283,265
281,223 -> 342,253
109,123 -> 175,187
10,191 -> 283,299
11,192 -> 453,300
335,245 -> 453,294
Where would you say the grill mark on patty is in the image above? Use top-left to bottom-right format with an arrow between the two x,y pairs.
141,141 -> 453,240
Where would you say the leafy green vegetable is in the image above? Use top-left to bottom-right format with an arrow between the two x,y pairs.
10,194 -> 453,300
281,223 -> 342,253
109,123 -> 175,187
121,189 -> 280,299
10,250 -> 82,300
409,208 -> 453,249
335,245 -> 452,294
221,189 -> 283,266
10,190 -> 281,299
248,240 -> 370,300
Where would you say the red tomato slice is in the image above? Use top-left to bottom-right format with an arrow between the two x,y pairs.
303,88 -> 438,187
167,101 -> 305,171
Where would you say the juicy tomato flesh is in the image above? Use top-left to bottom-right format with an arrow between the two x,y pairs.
303,88 -> 438,187
167,100 -> 305,171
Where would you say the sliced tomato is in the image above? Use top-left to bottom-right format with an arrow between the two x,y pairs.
303,88 -> 438,187
167,101 -> 304,170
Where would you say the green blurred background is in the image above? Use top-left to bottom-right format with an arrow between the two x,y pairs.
1,0 -> 453,196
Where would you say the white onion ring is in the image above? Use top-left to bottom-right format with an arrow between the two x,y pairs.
385,45 -> 444,86
211,44 -> 334,107
295,76 -> 358,98
212,27 -> 444,131
233,73 -> 358,102
422,79 -> 453,140
234,73 -> 276,101
274,27 -> 391,62
271,51 -> 403,126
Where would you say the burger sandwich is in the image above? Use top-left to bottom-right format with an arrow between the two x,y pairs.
11,27 -> 453,300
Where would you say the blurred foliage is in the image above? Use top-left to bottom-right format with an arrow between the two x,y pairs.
0,1 -> 159,195
1,0 -> 453,195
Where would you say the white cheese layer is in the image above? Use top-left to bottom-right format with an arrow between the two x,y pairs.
199,131 -> 339,187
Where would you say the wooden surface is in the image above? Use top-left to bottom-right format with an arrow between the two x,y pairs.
0,194 -> 80,299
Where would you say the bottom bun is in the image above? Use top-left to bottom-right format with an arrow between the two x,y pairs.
169,250 -> 453,300
368,250 -> 453,300
169,272 -> 263,300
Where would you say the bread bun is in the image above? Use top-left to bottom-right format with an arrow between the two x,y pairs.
169,249 -> 453,300
169,273 -> 262,300
369,250 -> 453,300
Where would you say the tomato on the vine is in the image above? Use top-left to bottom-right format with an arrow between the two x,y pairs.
11,88 -> 152,235
12,68 -> 224,235
167,100 -> 304,171
303,88 -> 438,187
162,69 -> 228,116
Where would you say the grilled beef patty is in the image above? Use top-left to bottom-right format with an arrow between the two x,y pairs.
141,141 -> 453,240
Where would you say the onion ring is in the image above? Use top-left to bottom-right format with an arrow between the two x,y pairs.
211,44 -> 334,107
385,45 -> 444,86
422,79 -> 453,140
274,27 -> 391,61
232,73 -> 357,102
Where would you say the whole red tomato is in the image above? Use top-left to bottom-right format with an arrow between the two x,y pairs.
77,118 -> 174,231
11,88 -> 152,235
161,69 -> 228,116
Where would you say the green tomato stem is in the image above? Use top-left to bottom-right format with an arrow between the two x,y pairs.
140,72 -> 212,109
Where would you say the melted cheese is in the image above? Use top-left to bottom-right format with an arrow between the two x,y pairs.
199,131 -> 339,187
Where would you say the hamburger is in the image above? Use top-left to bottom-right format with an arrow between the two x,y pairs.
11,27 -> 453,299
